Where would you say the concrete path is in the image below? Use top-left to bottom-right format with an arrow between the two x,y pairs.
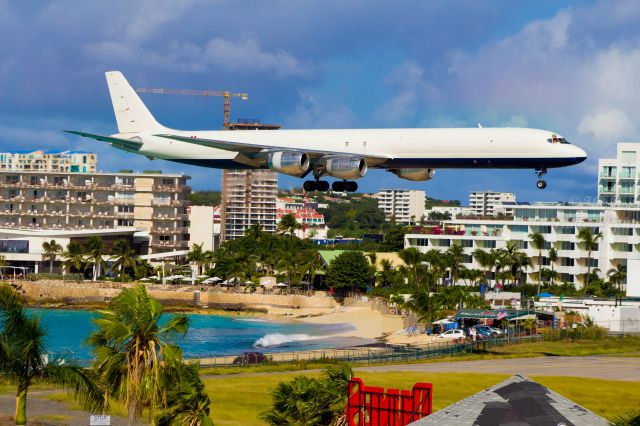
356,356 -> 640,381
0,391 -> 141,425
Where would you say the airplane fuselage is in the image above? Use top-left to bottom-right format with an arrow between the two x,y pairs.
123,127 -> 586,170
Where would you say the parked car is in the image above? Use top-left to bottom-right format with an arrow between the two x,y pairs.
487,326 -> 504,336
438,329 -> 465,340
475,325 -> 499,337
232,351 -> 267,365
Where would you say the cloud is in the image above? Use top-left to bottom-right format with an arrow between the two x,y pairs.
283,90 -> 360,129
577,109 -> 635,140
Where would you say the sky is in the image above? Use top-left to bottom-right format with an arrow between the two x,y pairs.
2,0 -> 640,203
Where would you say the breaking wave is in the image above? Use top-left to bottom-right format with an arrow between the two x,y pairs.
253,333 -> 318,348
235,318 -> 267,323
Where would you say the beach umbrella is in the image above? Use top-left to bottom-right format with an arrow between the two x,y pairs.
211,277 -> 223,282
196,275 -> 209,279
275,283 -> 288,287
139,277 -> 151,282
181,276 -> 195,282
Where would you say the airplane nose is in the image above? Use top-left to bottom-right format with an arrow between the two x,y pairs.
573,146 -> 587,163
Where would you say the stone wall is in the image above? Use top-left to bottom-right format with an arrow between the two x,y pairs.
16,280 -> 339,310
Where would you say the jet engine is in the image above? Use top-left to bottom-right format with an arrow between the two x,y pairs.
324,157 -> 367,180
390,168 -> 435,181
267,151 -> 310,177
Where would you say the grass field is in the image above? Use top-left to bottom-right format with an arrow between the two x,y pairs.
204,371 -> 640,426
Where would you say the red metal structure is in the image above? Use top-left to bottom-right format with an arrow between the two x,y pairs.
346,378 -> 433,426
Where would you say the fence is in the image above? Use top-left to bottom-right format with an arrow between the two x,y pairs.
196,334 -> 544,368
346,377 -> 432,426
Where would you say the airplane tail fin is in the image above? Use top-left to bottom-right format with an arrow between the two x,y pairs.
105,71 -> 165,134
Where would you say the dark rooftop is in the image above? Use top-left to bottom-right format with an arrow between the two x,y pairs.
411,375 -> 607,426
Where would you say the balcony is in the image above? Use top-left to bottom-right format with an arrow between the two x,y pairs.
599,187 -> 615,194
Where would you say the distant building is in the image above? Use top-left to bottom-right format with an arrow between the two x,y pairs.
276,196 -> 319,211
405,202 -> 640,293
221,120 -> 280,240
0,150 -> 97,173
188,205 -> 220,251
598,142 -> 640,204
221,169 -> 278,240
469,191 -> 516,216
0,227 -> 145,274
375,189 -> 426,225
425,206 -> 474,220
0,170 -> 190,254
276,208 -> 327,239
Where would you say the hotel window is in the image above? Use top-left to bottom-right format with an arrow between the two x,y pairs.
621,150 -> 636,164
557,226 -> 575,235
561,258 -> 574,266
460,240 -> 473,247
510,225 -> 528,233
560,241 -> 575,250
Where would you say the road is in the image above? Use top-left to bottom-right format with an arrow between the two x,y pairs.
356,355 -> 640,381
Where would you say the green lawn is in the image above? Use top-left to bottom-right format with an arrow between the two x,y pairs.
204,371 -> 640,426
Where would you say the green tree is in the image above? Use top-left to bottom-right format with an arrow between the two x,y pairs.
110,239 -> 138,281
86,285 -> 202,425
0,286 -> 104,425
41,240 -> 63,274
84,236 -> 106,281
548,246 -> 558,285
404,287 -> 445,325
444,243 -> 464,286
156,363 -> 213,426
577,227 -> 603,295
325,251 -> 372,292
528,232 -> 546,295
277,213 -> 301,237
260,365 -> 352,426
383,226 -> 407,251
398,248 -> 423,288
607,263 -> 627,292
62,242 -> 85,276
187,243 -> 207,277
472,248 -> 494,286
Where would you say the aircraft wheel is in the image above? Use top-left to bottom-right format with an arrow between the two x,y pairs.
536,179 -> 547,189
332,181 -> 345,192
316,180 -> 330,191
303,180 -> 317,191
345,181 -> 358,192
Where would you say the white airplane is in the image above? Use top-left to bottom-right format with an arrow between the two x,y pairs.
67,71 -> 587,192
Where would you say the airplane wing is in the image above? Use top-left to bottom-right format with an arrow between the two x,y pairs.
65,130 -> 143,152
154,133 -> 390,164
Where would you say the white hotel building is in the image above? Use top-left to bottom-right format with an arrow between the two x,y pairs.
375,189 -> 426,225
404,202 -> 640,296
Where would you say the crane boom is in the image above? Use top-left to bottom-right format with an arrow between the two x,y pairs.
135,87 -> 248,129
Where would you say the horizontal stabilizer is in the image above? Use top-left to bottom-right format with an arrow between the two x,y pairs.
65,130 -> 142,151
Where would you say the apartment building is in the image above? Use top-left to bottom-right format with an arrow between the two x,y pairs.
375,189 -> 426,225
188,205 -> 221,251
0,150 -> 97,173
404,202 -> 640,296
221,169 -> 278,240
598,142 -> 640,204
469,191 -> 516,216
0,170 -> 190,253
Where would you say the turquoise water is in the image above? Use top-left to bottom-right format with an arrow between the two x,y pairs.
34,309 -> 367,360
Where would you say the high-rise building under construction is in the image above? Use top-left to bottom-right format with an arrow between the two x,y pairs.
221,120 -> 280,240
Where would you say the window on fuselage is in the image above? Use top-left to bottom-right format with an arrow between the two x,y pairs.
547,135 -> 570,144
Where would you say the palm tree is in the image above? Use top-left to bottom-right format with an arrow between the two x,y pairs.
156,364 -> 213,426
405,287 -> 445,325
110,239 -> 138,281
87,285 -> 194,425
62,242 -> 85,276
377,259 -> 394,288
398,248 -> 423,288
84,236 -> 106,281
41,240 -> 63,274
528,232 -> 546,295
548,246 -> 558,285
0,286 -> 104,425
423,249 -> 446,287
607,264 -> 627,292
366,253 -> 378,286
444,243 -> 464,286
187,243 -> 207,277
577,227 -> 603,295
472,248 -> 493,287
277,213 -> 301,237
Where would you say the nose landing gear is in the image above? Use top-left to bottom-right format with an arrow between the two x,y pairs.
535,168 -> 547,189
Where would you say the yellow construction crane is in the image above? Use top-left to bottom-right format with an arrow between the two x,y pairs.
135,87 -> 249,130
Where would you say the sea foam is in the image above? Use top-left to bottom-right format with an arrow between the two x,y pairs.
253,332 -> 318,348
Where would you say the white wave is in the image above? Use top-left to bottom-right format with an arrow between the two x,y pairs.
236,318 -> 267,323
253,332 -> 319,348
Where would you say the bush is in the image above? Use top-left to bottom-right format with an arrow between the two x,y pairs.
26,273 -> 84,281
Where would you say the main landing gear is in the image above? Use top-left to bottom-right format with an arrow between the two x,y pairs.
535,168 -> 547,189
302,179 -> 358,192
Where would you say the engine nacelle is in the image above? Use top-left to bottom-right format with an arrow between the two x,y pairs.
391,168 -> 435,181
267,151 -> 310,177
324,157 -> 367,180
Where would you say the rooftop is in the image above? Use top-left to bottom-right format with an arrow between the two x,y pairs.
411,375 -> 607,425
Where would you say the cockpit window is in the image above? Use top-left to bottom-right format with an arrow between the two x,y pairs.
547,134 -> 570,144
